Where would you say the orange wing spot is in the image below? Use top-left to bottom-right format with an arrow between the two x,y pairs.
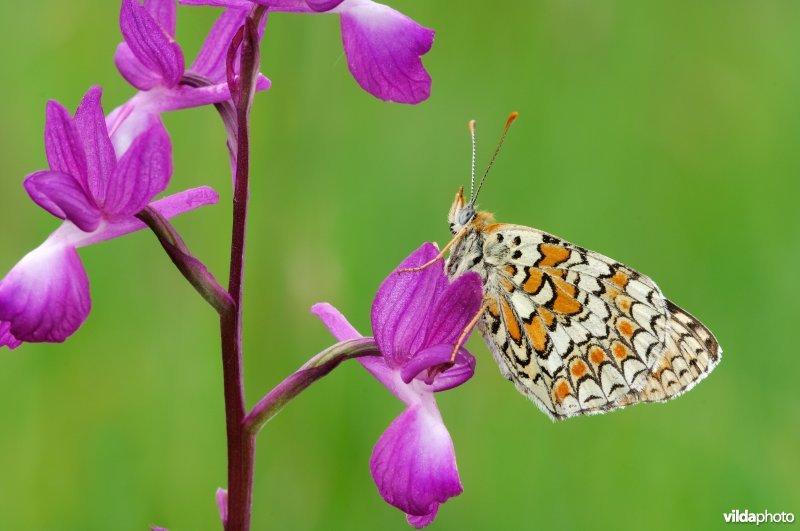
501,298 -> 522,343
537,244 -> 571,268
611,271 -> 629,288
551,278 -> 582,315
487,297 -> 500,318
571,360 -> 588,379
502,264 -> 517,277
524,315 -> 548,353
500,278 -> 515,293
604,287 -> 621,300
554,380 -> 571,403
523,268 -> 544,294
589,347 -> 606,365
538,307 -> 555,328
548,269 -> 565,279
616,296 -> 633,312
617,319 -> 634,339
612,342 -> 629,360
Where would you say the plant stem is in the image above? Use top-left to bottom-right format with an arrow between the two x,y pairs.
220,7 -> 267,531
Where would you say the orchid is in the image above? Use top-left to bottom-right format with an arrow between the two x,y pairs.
182,0 -> 435,104
0,86 -> 218,349
311,243 -> 483,528
108,0 -> 271,153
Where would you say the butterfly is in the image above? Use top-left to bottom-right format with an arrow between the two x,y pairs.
416,113 -> 722,420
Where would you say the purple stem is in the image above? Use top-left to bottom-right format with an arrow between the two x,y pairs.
243,338 -> 381,434
220,7 -> 266,531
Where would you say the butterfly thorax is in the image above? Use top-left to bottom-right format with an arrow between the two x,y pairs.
445,211 -> 495,282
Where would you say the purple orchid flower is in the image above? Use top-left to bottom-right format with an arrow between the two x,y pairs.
181,0 -> 435,104
0,86 -> 219,349
312,243 -> 483,528
108,0 -> 271,154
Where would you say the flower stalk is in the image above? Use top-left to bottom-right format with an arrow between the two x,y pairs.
219,7 -> 266,531
244,337 -> 381,434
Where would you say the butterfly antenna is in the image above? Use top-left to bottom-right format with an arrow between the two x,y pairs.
469,119 -> 477,200
470,111 -> 518,207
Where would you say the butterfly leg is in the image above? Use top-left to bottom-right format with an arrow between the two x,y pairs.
450,298 -> 491,362
399,226 -> 468,273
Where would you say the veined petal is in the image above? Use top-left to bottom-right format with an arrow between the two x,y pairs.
407,510 -> 438,529
104,121 -> 172,219
24,171 -> 102,232
311,302 -> 362,341
370,401 -> 462,525
73,87 -> 117,204
191,8 -> 268,83
180,0 -> 254,7
44,100 -> 87,183
120,0 -> 185,89
115,42 -> 166,91
106,97 -> 160,157
0,242 -> 90,344
306,0 -> 344,12
73,186 -> 219,248
422,272 -> 483,347
0,322 -> 22,350
399,344 -> 475,391
340,1 -> 435,104
145,0 -> 177,35
371,243 -> 448,368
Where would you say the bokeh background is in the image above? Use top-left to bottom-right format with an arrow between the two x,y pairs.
1,1 -> 798,530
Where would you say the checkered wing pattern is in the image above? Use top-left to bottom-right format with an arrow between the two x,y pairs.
468,224 -> 721,420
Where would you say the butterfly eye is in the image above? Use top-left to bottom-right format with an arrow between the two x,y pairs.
457,206 -> 476,226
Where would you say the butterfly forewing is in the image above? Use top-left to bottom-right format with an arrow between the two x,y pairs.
446,222 -> 721,420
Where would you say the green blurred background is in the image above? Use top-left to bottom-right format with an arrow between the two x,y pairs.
1,1 -> 798,529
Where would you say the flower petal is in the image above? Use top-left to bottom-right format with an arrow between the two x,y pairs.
306,0 -> 344,12
311,302 -> 362,341
24,171 -> 102,232
0,243 -> 90,343
370,401 -> 462,524
399,344 -> 475,390
216,488 -> 228,526
74,186 -> 219,248
422,272 -> 483,347
191,8 -> 268,83
120,0 -> 185,89
44,100 -> 87,182
145,0 -> 177,35
103,121 -> 172,219
73,86 -> 117,205
115,42 -> 166,91
0,322 -> 23,350
180,0 -> 253,7
339,1 -> 434,103
371,243 -> 448,368
407,510 -> 438,529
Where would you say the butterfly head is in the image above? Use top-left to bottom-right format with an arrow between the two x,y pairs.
448,186 -> 476,234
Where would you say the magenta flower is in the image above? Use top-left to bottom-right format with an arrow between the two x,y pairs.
108,0 -> 271,153
312,243 -> 482,528
0,86 -> 219,349
182,0 -> 435,104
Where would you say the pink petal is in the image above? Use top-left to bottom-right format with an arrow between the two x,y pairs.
44,100 -> 87,184
24,171 -> 102,232
370,401 -> 462,525
73,86 -> 117,204
75,186 -> 219,248
399,344 -> 475,391
340,1 -> 434,104
0,243 -> 90,344
120,0 -> 185,89
104,121 -> 172,219
145,0 -> 177,35
0,322 -> 23,350
191,8 -> 268,83
216,488 -> 228,526
115,42 -> 166,91
306,0 -> 344,11
311,302 -> 362,341
180,0 -> 253,7
422,272 -> 483,347
370,243 -> 448,368
407,509 -> 438,529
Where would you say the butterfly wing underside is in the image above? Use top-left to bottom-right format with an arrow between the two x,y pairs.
468,224 -> 721,420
